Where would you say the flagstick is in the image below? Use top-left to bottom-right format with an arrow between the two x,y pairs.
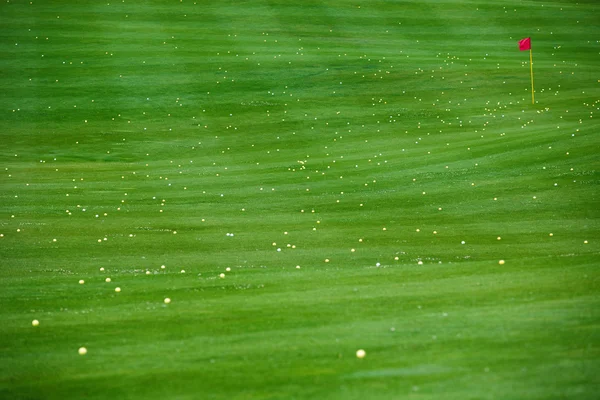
529,48 -> 535,104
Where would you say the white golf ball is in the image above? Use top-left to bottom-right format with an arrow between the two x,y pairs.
115,287 -> 121,292
79,279 -> 85,284
356,349 -> 366,359
164,298 -> 171,304
78,347 -> 87,355
219,273 -> 225,278
226,267 -> 231,272
105,277 -> 111,283
498,260 -> 505,265
32,319 -> 39,327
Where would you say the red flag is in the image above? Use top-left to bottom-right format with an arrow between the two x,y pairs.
519,37 -> 531,51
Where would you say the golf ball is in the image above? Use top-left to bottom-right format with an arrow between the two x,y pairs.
105,277 -> 111,283
219,273 -> 225,278
115,287 -> 121,292
79,279 -> 85,284
164,298 -> 171,304
356,349 -> 366,359
498,260 -> 505,265
32,319 -> 39,327
78,347 -> 87,355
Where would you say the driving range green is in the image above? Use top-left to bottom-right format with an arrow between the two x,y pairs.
1,0 -> 599,399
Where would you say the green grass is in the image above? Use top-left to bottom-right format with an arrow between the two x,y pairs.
1,0 -> 599,399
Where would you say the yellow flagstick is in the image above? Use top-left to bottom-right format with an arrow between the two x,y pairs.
529,48 -> 535,104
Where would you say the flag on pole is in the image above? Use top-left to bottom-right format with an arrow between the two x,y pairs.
518,37 -> 535,104
519,37 -> 531,51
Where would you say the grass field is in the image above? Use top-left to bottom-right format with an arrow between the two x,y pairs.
1,0 -> 599,399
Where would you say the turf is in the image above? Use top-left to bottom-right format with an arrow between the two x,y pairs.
1,0 -> 599,399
